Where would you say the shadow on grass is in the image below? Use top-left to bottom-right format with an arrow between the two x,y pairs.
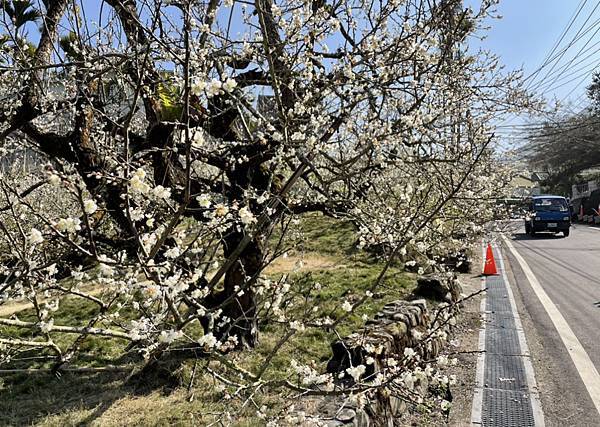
1,370 -> 126,425
0,355 -> 190,425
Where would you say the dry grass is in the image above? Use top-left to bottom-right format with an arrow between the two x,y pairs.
265,252 -> 346,274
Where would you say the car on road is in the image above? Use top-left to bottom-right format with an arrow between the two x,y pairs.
524,195 -> 571,237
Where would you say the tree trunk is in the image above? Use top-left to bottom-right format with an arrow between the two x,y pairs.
206,230 -> 262,348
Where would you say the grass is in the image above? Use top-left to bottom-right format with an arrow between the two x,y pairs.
0,213 -> 417,426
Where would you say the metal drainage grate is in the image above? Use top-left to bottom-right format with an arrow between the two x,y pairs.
482,388 -> 535,427
485,312 -> 518,330
486,327 -> 521,356
484,355 -> 529,391
487,295 -> 514,313
485,276 -> 505,287
481,264 -> 537,426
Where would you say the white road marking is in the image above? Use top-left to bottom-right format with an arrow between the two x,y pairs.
503,235 -> 600,417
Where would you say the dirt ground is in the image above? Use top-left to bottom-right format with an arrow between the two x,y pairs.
447,248 -> 484,426
391,248 -> 485,426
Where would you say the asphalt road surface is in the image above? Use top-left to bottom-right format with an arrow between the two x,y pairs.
502,222 -> 600,426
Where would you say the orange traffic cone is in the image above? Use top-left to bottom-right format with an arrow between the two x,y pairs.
483,243 -> 498,276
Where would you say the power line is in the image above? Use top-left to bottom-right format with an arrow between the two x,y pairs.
529,1 -> 600,93
536,16 -> 600,93
524,0 -> 589,88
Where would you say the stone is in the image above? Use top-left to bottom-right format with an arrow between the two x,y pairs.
440,250 -> 472,273
413,274 -> 462,303
391,312 -> 408,324
336,408 -> 356,422
410,299 -> 428,312
385,322 -> 407,338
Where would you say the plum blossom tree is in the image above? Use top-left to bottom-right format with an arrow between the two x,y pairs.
0,0 -> 531,418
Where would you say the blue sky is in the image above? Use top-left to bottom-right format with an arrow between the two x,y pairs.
465,0 -> 600,144
13,0 -> 594,143
79,1 -> 597,106
20,1 -> 593,109
475,0 -> 600,108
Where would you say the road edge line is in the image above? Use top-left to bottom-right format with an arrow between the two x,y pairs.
470,244 -> 486,426
496,242 -> 545,426
502,235 -> 600,419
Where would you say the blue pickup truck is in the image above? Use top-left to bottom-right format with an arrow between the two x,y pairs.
524,195 -> 572,237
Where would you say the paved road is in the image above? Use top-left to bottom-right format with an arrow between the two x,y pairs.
502,222 -> 600,426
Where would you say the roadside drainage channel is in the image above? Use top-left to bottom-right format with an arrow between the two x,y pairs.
471,244 -> 544,427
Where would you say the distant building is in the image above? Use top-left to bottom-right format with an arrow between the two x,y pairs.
572,180 -> 599,199
509,170 -> 545,198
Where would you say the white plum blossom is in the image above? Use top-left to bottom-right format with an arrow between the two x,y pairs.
256,193 -> 268,204
39,319 -> 54,333
346,364 -> 366,382
198,332 -> 218,349
128,318 -> 153,341
291,360 -> 332,386
152,185 -> 171,200
206,79 -> 223,97
55,217 -> 82,234
196,193 -> 211,208
404,347 -> 416,359
83,199 -> 98,215
159,329 -> 183,344
348,392 -> 368,409
222,78 -> 237,92
412,329 -> 423,340
341,301 -> 353,312
48,174 -> 61,186
164,247 -> 181,259
130,173 -> 150,194
191,79 -> 207,96
289,321 -> 304,331
129,208 -> 144,222
214,203 -> 229,217
28,228 -> 44,245
238,206 -> 256,225
46,264 -> 58,276
133,168 -> 146,179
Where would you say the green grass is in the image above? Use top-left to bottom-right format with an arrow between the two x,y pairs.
0,213 -> 417,426
291,214 -> 358,256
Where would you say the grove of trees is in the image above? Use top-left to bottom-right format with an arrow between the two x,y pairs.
526,71 -> 600,194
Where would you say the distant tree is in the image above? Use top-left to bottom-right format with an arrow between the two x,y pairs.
526,111 -> 600,195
